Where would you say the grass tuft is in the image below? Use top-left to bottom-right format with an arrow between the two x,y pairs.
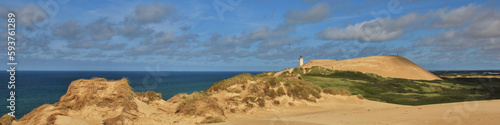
135,91 -> 162,104
200,116 -> 224,124
323,87 -> 351,96
175,92 -> 223,116
0,114 -> 16,125
284,79 -> 322,102
206,73 -> 254,93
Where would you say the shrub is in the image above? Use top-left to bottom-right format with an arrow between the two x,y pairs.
242,97 -> 256,104
323,87 -> 351,96
227,88 -> 242,93
257,98 -> 265,107
292,68 -> 304,75
318,70 -> 382,82
175,92 -> 222,116
135,91 -> 162,104
200,116 -> 224,124
285,79 -> 322,101
268,77 -> 281,87
278,71 -> 291,78
273,100 -> 280,105
267,89 -> 277,98
276,87 -> 286,96
249,84 -> 260,94
0,114 -> 16,125
305,66 -> 333,76
206,73 -> 254,92
357,94 -> 364,99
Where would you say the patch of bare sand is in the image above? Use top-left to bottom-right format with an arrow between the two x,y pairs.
217,94 -> 500,125
294,55 -> 441,80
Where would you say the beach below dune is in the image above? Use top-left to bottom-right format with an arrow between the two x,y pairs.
216,95 -> 500,125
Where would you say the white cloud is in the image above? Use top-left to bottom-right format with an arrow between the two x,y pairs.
317,18 -> 404,42
96,43 -> 127,50
247,26 -> 295,42
117,23 -> 154,39
128,2 -> 173,24
52,20 -> 84,40
17,4 -> 49,31
464,19 -> 500,38
153,32 -> 198,47
86,18 -> 115,41
317,12 -> 427,42
284,3 -> 331,25
317,3 -> 497,43
257,37 -> 301,51
416,3 -> 500,55
431,4 -> 479,28
67,40 -> 95,49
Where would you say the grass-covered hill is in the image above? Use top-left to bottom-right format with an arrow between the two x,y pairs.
290,66 -> 500,105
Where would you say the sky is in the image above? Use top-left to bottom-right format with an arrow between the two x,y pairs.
0,0 -> 499,71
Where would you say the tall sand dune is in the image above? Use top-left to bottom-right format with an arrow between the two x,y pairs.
300,55 -> 442,80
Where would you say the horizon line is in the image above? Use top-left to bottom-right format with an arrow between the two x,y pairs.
10,69 -> 500,72
12,70 -> 273,72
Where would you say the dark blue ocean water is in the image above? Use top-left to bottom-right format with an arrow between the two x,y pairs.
0,71 -> 261,119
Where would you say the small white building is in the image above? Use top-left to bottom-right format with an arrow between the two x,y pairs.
299,55 -> 303,67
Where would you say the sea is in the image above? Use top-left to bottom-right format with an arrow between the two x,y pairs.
0,71 -> 262,119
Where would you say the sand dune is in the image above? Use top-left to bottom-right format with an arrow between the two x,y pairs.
217,94 -> 500,125
7,76 -> 499,125
299,55 -> 442,81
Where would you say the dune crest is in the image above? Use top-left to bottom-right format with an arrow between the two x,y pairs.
12,78 -> 181,125
300,55 -> 441,80
10,74 -> 331,125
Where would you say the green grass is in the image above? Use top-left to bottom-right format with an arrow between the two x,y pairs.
300,67 -> 500,106
206,73 -> 254,92
323,87 -> 351,96
202,67 -> 499,107
285,79 -> 322,102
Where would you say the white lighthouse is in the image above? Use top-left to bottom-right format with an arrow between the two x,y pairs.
298,55 -> 303,67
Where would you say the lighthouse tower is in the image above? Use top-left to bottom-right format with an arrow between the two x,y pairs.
299,55 -> 303,67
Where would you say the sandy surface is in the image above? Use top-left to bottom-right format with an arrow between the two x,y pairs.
297,55 -> 442,81
11,77 -> 499,125
217,95 -> 500,125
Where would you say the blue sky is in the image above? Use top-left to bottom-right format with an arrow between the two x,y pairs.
1,0 -> 499,71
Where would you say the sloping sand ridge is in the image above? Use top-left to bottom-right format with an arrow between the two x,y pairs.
299,55 -> 442,80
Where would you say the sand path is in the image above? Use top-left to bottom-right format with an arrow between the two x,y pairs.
217,95 -> 500,125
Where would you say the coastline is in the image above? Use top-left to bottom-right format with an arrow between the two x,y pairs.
5,75 -> 500,124
4,56 -> 500,124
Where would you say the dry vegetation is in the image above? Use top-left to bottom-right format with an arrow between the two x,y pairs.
135,91 -> 162,104
323,87 -> 351,96
0,114 -> 16,125
284,79 -> 322,102
175,92 -> 224,117
0,66 -> 425,124
200,116 -> 224,124
13,78 -> 147,125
